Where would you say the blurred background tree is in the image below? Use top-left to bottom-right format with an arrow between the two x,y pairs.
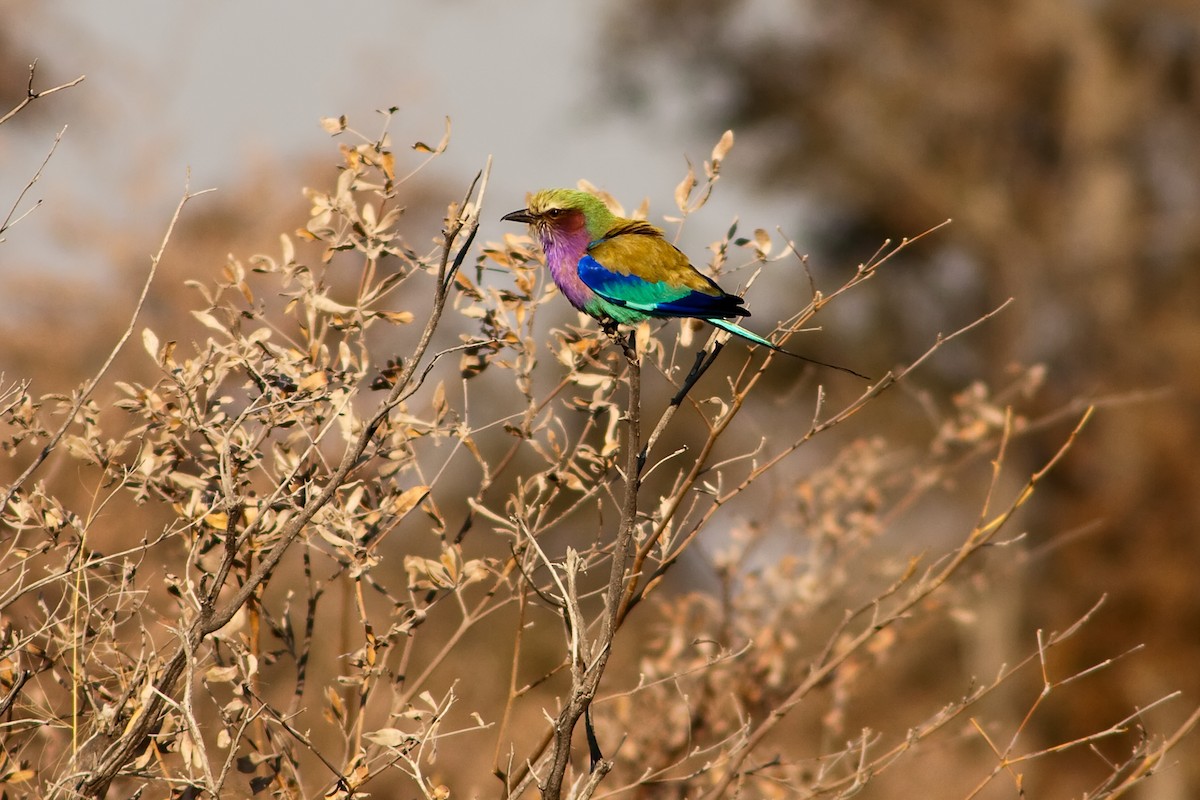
605,0 -> 1200,789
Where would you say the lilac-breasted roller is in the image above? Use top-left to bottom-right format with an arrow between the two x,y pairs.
502,188 -> 864,376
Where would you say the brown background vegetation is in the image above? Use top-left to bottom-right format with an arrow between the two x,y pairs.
2,2 -> 1199,798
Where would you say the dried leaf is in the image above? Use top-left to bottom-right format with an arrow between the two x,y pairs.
298,371 -> 328,393
318,527 -> 356,549
372,310 -> 414,325
345,484 -> 365,514
387,485 -> 430,518
572,372 -> 612,389
204,512 -> 229,530
320,115 -> 347,134
247,327 -> 272,344
459,347 -> 489,378
754,228 -> 772,257
559,471 -> 585,492
280,233 -> 295,264
311,294 -> 357,315
440,549 -> 460,582
363,727 -> 408,748
405,555 -> 449,590
432,381 -> 447,421
674,162 -> 697,212
205,665 -> 240,683
326,686 -> 346,724
142,327 -> 159,361
712,129 -> 735,163
413,116 -> 451,154
191,310 -> 228,334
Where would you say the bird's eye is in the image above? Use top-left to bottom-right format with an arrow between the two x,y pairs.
547,208 -> 563,218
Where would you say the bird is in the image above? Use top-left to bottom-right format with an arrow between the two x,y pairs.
501,188 -> 865,377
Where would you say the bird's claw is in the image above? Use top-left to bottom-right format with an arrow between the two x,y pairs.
598,321 -> 638,362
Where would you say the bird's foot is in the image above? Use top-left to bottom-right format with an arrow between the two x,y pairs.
599,321 -> 639,363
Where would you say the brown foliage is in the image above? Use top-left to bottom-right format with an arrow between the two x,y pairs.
606,2 -> 1200,793
2,84 -> 1196,800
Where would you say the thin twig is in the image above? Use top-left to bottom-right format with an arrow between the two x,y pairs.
2,184 -> 214,515
698,406 -> 1094,800
0,125 -> 68,238
0,61 -> 85,127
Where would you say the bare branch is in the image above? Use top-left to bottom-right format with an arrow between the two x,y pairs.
2,183 -> 215,514
0,61 -> 85,127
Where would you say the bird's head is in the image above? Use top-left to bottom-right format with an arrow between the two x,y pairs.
501,188 -> 616,246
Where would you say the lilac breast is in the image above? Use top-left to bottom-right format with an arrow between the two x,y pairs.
541,230 -> 594,312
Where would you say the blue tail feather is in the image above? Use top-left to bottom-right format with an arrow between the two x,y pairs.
707,318 -> 869,379
708,318 -> 781,350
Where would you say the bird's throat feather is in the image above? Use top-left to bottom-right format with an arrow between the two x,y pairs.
540,213 -> 596,312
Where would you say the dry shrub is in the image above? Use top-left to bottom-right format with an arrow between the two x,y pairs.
2,85 -> 1195,800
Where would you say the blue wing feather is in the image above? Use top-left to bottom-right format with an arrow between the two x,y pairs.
577,255 -> 747,319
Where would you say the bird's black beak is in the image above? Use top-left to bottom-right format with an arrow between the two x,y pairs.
501,208 -> 535,224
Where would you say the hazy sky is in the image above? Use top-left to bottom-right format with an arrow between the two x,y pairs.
5,1 -> 777,279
